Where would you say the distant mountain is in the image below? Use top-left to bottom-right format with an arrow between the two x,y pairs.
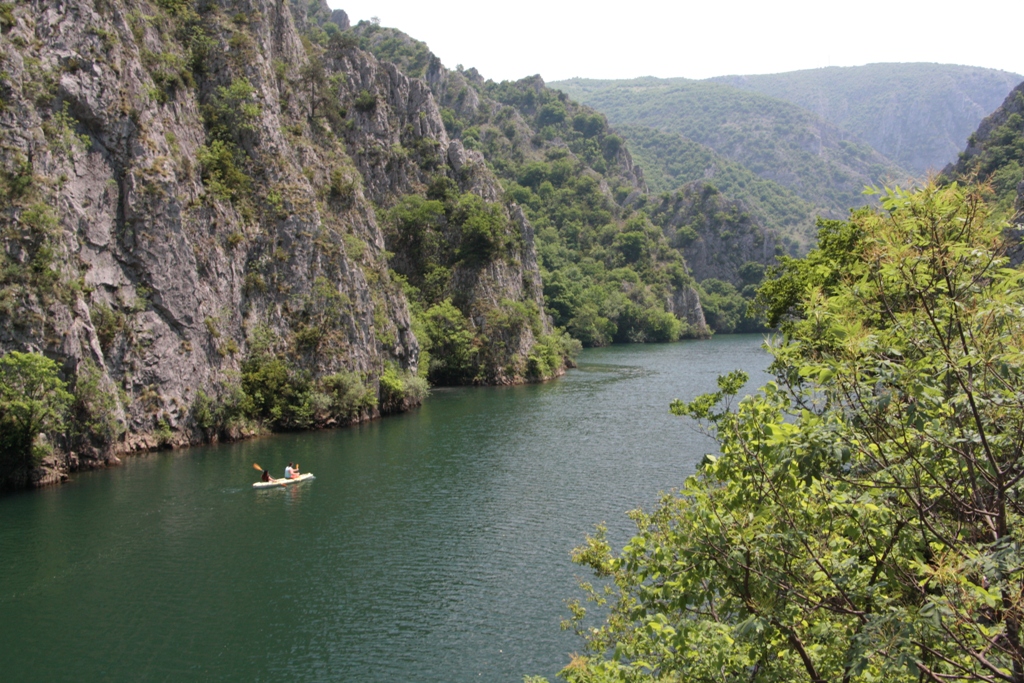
551,77 -> 907,224
710,63 -> 1022,176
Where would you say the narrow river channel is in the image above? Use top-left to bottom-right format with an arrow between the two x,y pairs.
0,335 -> 773,682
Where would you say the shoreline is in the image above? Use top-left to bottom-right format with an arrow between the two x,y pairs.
17,363 -> 572,493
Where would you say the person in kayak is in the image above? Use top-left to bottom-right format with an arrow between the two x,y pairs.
284,463 -> 300,479
261,469 -> 273,483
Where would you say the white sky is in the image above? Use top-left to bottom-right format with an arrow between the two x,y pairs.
328,0 -> 1024,82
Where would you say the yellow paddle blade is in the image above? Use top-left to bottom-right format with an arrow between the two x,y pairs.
252,463 -> 263,471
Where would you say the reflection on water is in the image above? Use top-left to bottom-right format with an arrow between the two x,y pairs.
0,335 -> 772,683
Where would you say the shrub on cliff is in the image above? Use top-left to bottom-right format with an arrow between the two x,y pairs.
70,358 -> 125,449
527,331 -> 580,379
378,365 -> 428,413
322,371 -> 377,420
697,277 -> 767,334
420,299 -> 477,384
387,185 -> 515,276
197,139 -> 251,204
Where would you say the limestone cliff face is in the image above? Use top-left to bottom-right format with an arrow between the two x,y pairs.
315,23 -> 551,384
0,0 -> 551,485
665,286 -> 708,338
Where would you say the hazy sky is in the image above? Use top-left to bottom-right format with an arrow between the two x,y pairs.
328,0 -> 1024,82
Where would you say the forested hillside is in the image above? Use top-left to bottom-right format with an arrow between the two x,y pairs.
942,81 -> 1024,222
551,77 -> 907,227
621,125 -> 814,251
353,22 -> 781,345
711,63 -> 1022,175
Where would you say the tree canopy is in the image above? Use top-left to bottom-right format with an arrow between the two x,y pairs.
0,351 -> 72,487
553,183 -> 1024,683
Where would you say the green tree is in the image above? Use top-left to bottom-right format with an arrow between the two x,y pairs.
203,77 -> 260,144
421,299 -> 477,384
558,184 -> 1024,683
300,56 -> 328,121
0,351 -> 72,487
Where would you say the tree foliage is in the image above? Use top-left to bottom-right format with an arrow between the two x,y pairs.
0,351 -> 72,487
557,184 -> 1024,682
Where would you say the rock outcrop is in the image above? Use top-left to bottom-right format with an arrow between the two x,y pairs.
650,182 -> 779,286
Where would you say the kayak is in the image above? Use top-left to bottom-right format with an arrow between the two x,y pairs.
253,473 -> 315,489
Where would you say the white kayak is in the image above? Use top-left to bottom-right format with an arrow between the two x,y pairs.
253,473 -> 315,489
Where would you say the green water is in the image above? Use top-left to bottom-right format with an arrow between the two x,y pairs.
0,336 -> 773,682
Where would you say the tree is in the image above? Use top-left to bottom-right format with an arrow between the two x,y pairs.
0,351 -> 72,487
557,184 -> 1024,682
300,56 -> 327,121
421,299 -> 478,384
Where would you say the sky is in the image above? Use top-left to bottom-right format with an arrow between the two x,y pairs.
328,0 -> 1024,83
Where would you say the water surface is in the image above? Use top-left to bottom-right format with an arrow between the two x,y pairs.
0,335 -> 772,682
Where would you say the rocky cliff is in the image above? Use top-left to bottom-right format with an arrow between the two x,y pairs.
0,0 -> 558,487
649,182 -> 779,286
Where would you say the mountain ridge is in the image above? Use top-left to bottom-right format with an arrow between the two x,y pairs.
551,75 -> 909,227
708,63 -> 1022,175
